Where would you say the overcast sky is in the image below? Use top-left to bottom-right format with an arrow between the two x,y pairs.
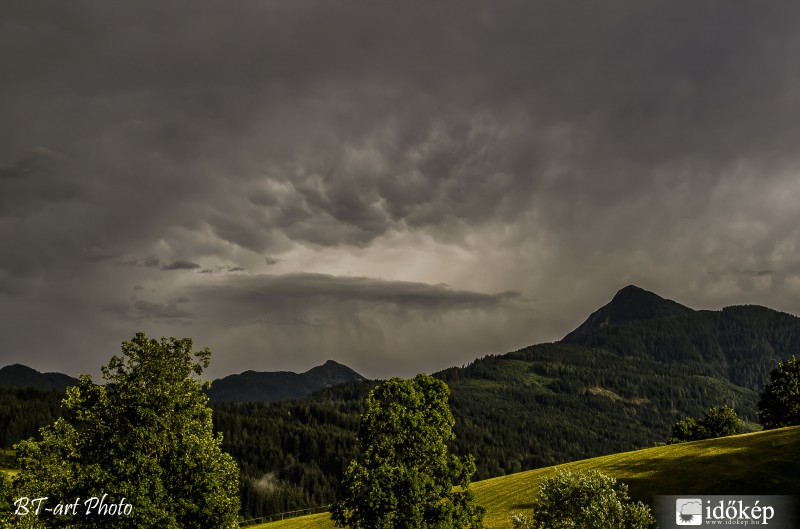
2,1 -> 800,380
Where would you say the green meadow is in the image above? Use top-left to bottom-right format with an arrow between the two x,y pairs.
249,425 -> 800,529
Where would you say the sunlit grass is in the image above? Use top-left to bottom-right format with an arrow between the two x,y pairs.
248,512 -> 334,529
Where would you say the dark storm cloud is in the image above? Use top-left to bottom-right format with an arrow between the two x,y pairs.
4,4 -> 799,237
0,148 -> 81,216
4,1 -> 798,255
116,258 -> 201,271
160,260 -> 201,271
3,1 -> 800,376
192,273 -> 520,314
0,148 -> 60,180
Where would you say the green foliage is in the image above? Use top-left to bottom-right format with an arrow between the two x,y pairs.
331,374 -> 484,529
212,381 -> 375,518
0,471 -> 13,527
701,405 -> 743,437
12,333 -> 240,529
513,470 -> 655,529
758,356 -> 800,429
669,405 -> 742,443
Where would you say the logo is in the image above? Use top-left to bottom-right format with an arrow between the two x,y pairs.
657,495 -> 795,527
676,498 -> 703,525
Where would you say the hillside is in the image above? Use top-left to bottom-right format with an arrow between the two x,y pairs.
207,360 -> 366,402
250,425 -> 800,529
0,364 -> 78,392
435,285 -> 800,477
562,286 -> 800,389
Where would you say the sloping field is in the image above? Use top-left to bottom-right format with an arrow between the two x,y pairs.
251,425 -> 800,529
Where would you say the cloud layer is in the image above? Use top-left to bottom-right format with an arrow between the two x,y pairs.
2,1 -> 800,378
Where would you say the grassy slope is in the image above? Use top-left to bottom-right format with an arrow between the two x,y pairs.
251,425 -> 800,529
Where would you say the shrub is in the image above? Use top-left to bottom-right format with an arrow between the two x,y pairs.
512,470 -> 655,529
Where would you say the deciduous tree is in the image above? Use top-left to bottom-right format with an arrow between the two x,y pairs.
13,333 -> 240,529
331,374 -> 484,529
668,405 -> 741,443
758,356 -> 800,429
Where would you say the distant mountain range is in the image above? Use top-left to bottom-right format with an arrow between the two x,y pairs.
0,359 -> 366,403
205,360 -> 367,402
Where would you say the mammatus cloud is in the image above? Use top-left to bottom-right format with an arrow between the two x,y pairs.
2,1 -> 800,376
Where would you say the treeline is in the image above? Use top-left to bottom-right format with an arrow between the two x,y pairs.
0,387 -> 63,448
212,382 -> 375,518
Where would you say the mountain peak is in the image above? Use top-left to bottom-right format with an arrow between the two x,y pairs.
305,360 -> 366,383
612,284 -> 649,299
563,285 -> 694,343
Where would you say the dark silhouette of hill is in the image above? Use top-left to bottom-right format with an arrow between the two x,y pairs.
206,360 -> 366,402
0,364 -> 78,392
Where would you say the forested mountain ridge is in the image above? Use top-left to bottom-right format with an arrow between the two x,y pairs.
562,285 -> 800,389
206,360 -> 366,402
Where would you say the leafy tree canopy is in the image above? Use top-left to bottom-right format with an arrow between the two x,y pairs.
758,355 -> 800,429
13,333 -> 240,529
668,405 -> 742,443
331,373 -> 484,529
512,470 -> 655,529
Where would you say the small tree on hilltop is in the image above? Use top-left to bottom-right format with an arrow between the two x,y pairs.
668,405 -> 742,443
331,373 -> 484,529
758,356 -> 800,429
512,470 -> 655,529
13,333 -> 240,529
700,405 -> 742,437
